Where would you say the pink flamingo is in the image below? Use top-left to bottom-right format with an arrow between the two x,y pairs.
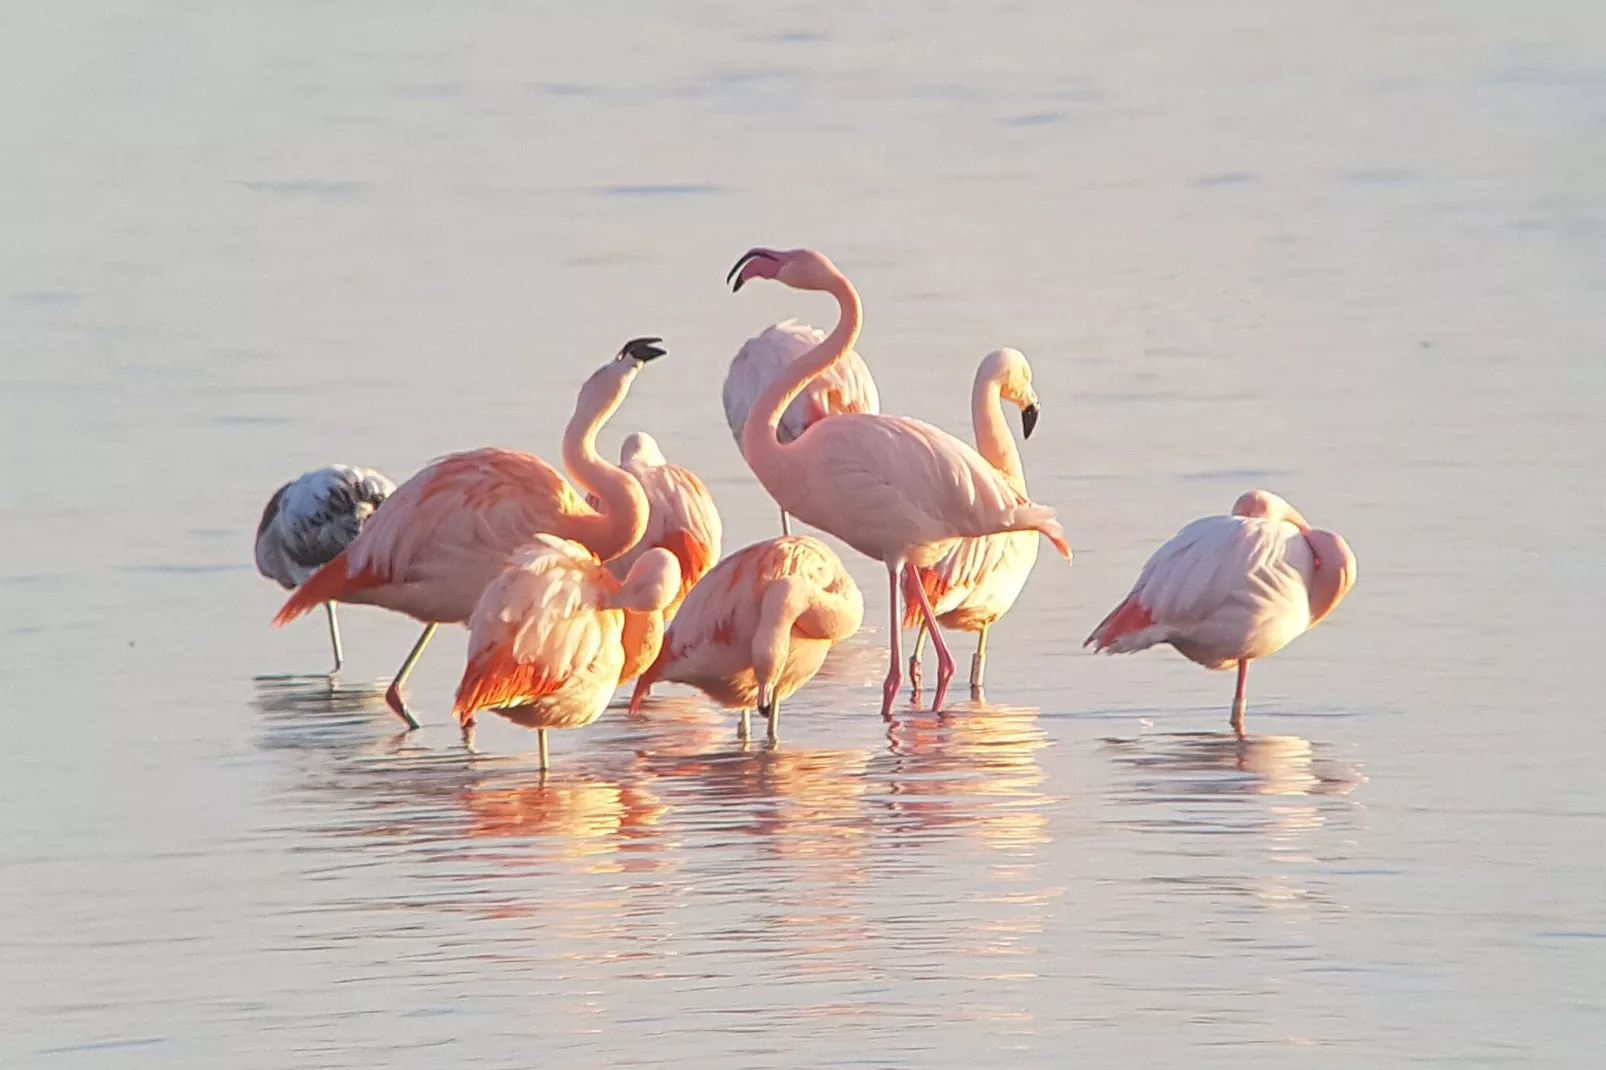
722,319 -> 880,534
726,247 -> 1070,716
273,338 -> 666,728
587,431 -> 722,618
1086,490 -> 1357,738
454,535 -> 681,770
628,535 -> 864,741
905,348 -> 1043,699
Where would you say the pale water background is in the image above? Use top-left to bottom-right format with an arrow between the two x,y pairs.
3,2 -> 1604,1066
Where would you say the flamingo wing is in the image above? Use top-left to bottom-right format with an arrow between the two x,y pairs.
905,530 -> 1028,626
255,465 -> 396,587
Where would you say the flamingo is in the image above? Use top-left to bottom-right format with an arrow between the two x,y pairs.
272,337 -> 666,729
905,348 -> 1043,699
722,318 -> 880,534
1085,490 -> 1357,738
726,246 -> 1070,716
628,535 -> 864,741
453,535 -> 681,770
255,465 -> 396,675
587,431 -> 722,618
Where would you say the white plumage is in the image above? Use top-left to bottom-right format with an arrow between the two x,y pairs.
254,464 -> 395,672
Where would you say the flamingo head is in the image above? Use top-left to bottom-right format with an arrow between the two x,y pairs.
727,247 -> 842,293
619,431 -> 667,468
1303,529 -> 1357,623
608,548 -> 682,613
1231,489 -> 1310,532
979,347 -> 1041,439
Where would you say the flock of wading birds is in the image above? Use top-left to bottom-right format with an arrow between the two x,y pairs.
256,247 -> 1358,769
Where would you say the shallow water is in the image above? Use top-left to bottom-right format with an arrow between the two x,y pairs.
4,2 -> 1605,1066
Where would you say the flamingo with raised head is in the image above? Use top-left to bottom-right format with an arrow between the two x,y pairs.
722,318 -> 880,534
453,535 -> 681,770
629,535 -> 863,741
272,338 -> 666,728
1085,490 -> 1357,738
588,431 -> 722,617
726,247 -> 1070,716
255,464 -> 395,674
905,348 -> 1043,699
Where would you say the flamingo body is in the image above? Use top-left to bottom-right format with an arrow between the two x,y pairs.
630,536 -> 863,737
723,319 -> 879,450
255,465 -> 396,590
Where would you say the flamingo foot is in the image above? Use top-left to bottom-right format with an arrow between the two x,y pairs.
931,648 -> 956,713
908,654 -> 923,700
880,661 -> 903,717
384,681 -> 422,731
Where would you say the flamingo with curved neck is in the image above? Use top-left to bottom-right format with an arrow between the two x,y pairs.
727,247 -> 1070,715
273,337 -> 665,728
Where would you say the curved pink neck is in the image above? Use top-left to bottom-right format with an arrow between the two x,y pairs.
740,272 -> 863,484
562,374 -> 648,563
971,375 -> 1025,492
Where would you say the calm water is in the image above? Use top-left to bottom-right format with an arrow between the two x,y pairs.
4,3 -> 1604,1066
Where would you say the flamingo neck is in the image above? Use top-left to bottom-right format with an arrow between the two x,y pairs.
562,374 -> 649,563
740,272 -> 863,478
971,376 -> 1025,492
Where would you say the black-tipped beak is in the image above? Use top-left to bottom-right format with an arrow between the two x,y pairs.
1021,403 -> 1040,440
726,249 -> 778,292
619,336 -> 666,363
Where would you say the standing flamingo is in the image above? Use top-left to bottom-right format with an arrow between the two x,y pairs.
1085,490 -> 1357,738
628,535 -> 864,741
272,338 -> 666,728
727,247 -> 1070,716
722,319 -> 880,534
453,536 -> 681,770
588,431 -> 722,617
905,348 -> 1043,699
255,465 -> 396,674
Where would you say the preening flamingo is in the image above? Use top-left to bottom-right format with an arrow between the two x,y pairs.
1085,490 -> 1357,738
454,535 -> 681,770
272,338 -> 665,728
905,348 -> 1043,698
588,431 -> 722,617
722,318 -> 880,534
726,247 -> 1070,716
629,535 -> 864,741
255,465 -> 396,674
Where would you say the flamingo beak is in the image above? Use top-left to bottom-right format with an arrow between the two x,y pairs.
618,336 -> 666,363
1021,403 -> 1040,440
727,249 -> 781,292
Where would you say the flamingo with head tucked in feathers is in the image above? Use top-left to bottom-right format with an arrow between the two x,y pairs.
629,535 -> 863,741
726,246 -> 1070,716
722,318 -> 880,535
255,464 -> 396,675
905,348 -> 1043,699
1085,490 -> 1357,738
453,535 -> 681,770
271,338 -> 666,728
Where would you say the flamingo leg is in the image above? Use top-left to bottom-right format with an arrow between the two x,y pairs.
1230,659 -> 1249,739
880,560 -> 906,717
738,708 -> 752,740
383,622 -> 436,730
779,507 -> 792,537
904,565 -> 955,712
970,622 -> 990,696
765,698 -> 781,742
537,729 -> 549,771
908,623 -> 926,699
323,601 -> 345,676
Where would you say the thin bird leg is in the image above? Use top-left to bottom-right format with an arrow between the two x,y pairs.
537,729 -> 549,772
905,565 -> 956,713
1230,659 -> 1249,739
738,708 -> 752,740
766,698 -> 781,743
383,622 -> 436,730
908,623 -> 926,699
779,507 -> 792,537
970,622 -> 990,697
323,601 -> 345,676
880,561 -> 906,717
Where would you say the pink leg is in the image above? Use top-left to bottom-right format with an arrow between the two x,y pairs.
880,561 -> 905,716
904,564 -> 955,712
1231,659 -> 1249,739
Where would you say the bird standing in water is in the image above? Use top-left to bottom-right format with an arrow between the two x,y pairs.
1086,490 -> 1357,738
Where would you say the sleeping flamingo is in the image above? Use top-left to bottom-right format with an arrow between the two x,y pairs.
628,535 -> 864,741
905,348 -> 1043,699
722,319 -> 880,534
1085,490 -> 1357,738
453,536 -> 681,770
255,464 -> 395,675
727,246 -> 1070,716
587,431 -> 722,618
272,338 -> 665,729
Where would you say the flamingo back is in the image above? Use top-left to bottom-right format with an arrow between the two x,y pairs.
605,448 -> 724,612
255,465 -> 395,589
722,320 -> 880,451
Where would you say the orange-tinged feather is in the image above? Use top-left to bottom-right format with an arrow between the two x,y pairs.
1087,595 -> 1154,652
453,640 -> 566,723
271,548 -> 386,626
658,528 -> 714,601
900,566 -> 949,629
